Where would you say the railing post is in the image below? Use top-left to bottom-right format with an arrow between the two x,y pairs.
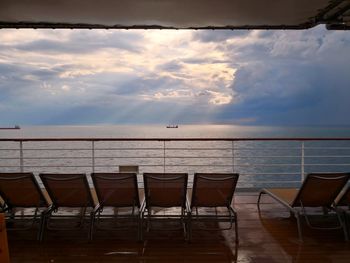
301,141 -> 305,182
163,140 -> 166,173
231,140 -> 235,173
92,140 -> 95,173
0,213 -> 10,263
19,141 -> 24,173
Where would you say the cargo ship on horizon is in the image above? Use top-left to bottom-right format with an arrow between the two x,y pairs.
0,125 -> 20,130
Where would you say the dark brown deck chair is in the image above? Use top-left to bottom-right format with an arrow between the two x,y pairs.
91,173 -> 141,240
189,173 -> 239,243
257,173 -> 350,241
0,172 -> 49,240
142,173 -> 189,240
39,173 -> 96,240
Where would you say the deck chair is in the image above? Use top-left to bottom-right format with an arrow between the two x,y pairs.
91,173 -> 141,240
188,173 -> 239,243
39,173 -> 96,240
257,172 -> 350,241
142,173 -> 189,240
0,172 -> 49,240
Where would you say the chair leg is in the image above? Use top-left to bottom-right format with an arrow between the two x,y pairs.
138,214 -> 143,242
257,191 -> 264,211
345,212 -> 350,242
38,213 -> 45,242
39,213 -> 49,242
140,211 -> 144,241
338,210 -> 349,242
181,208 -> 187,240
187,212 -> 192,242
295,212 -> 303,242
234,211 -> 239,245
89,213 -> 95,241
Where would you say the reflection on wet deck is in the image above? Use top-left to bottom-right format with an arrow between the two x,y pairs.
7,193 -> 350,263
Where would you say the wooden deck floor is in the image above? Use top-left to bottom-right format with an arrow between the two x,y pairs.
7,193 -> 350,263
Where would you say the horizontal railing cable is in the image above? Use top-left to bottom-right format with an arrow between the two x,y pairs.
1,137 -> 350,189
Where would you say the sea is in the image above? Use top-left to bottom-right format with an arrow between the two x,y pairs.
1,124 -> 350,138
1,125 -> 350,189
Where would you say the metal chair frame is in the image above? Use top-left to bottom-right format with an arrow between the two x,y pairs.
257,173 -> 350,242
141,173 -> 189,240
188,173 -> 239,243
39,173 -> 97,241
0,172 -> 48,241
90,173 -> 142,240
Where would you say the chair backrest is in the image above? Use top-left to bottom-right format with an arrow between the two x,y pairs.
143,173 -> 188,208
91,173 -> 140,208
0,172 -> 47,209
39,173 -> 94,208
336,186 -> 350,207
292,173 -> 350,207
119,165 -> 139,173
191,173 -> 239,208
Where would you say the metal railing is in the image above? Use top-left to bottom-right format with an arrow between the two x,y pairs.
0,138 -> 350,189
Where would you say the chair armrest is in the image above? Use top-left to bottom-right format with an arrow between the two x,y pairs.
43,204 -> 56,216
186,197 -> 191,213
92,204 -> 101,215
140,199 -> 146,212
0,205 -> 9,213
229,205 -> 237,215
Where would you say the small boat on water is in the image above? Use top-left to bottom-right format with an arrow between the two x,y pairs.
0,125 -> 20,130
166,125 -> 178,128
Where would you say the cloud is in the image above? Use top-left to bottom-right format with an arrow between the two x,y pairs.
0,26 -> 349,126
1,30 -> 143,54
156,60 -> 183,72
191,26 -> 350,125
192,30 -> 250,43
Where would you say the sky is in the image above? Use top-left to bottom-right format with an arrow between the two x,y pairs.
0,26 -> 349,126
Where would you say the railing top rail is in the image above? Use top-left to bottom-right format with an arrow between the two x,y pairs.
0,137 -> 350,142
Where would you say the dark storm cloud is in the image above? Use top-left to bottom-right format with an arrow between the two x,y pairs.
171,26 -> 350,126
182,58 -> 230,64
10,31 -> 143,54
156,61 -> 183,72
215,27 -> 350,126
0,63 -> 39,94
192,30 -> 250,42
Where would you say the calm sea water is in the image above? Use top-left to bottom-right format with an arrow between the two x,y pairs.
1,125 -> 350,189
1,124 -> 350,138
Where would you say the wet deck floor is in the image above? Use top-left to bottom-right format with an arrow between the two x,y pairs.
7,193 -> 350,262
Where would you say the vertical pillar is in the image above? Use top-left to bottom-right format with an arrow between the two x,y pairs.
163,141 -> 166,173
91,141 -> 95,173
231,141 -> 235,173
301,141 -> 305,182
19,141 -> 24,173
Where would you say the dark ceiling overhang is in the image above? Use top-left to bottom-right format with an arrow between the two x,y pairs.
0,0 -> 349,30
